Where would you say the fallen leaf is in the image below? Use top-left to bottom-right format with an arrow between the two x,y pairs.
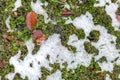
32,30 -> 46,45
13,11 -> 18,17
61,11 -> 72,16
6,36 -> 13,41
26,11 -> 37,31
60,0 -> 66,2
0,60 -> 6,68
116,14 -> 120,22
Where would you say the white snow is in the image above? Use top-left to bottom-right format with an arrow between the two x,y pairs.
6,11 -> 120,80
46,70 -> 63,80
65,17 -> 73,24
94,0 -> 120,31
118,74 -> 120,79
5,73 -> 16,80
5,16 -> 13,32
64,3 -> 70,10
13,0 -> 22,11
98,62 -> 114,72
73,12 -> 94,36
31,0 -> 50,23
105,74 -> 112,80
5,0 -> 120,80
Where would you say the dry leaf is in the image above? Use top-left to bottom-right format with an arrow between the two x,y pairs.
13,11 -> 18,17
6,36 -> 13,41
32,30 -> 46,45
61,11 -> 72,16
26,11 -> 37,31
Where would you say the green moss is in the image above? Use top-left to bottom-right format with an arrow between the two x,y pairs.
84,41 -> 99,55
62,58 -> 104,80
97,56 -> 107,63
66,45 -> 77,53
41,67 -> 51,80
87,30 -> 100,42
1,0 -> 120,80
49,63 -> 60,73
109,65 -> 120,80
14,73 -> 28,80
115,31 -> 120,49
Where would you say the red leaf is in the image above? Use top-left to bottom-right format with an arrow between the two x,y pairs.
32,30 -> 46,45
116,14 -> 120,22
26,11 -> 37,31
60,0 -> 67,2
0,60 -> 6,68
61,11 -> 72,16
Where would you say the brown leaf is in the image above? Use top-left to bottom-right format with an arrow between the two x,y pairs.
32,30 -> 46,45
13,11 -> 18,17
6,36 -> 13,41
26,11 -> 37,31
61,11 -> 72,16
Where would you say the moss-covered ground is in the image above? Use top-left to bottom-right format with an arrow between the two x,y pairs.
0,0 -> 120,80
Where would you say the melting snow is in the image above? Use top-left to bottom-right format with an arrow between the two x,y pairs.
46,70 -> 63,80
118,74 -> 120,79
31,0 -> 50,23
5,16 -> 13,32
6,11 -> 120,80
94,0 -> 120,31
73,12 -> 94,36
105,74 -> 112,80
5,0 -> 120,80
64,3 -> 70,10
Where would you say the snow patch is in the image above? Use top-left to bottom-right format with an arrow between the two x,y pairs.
94,0 -> 120,30
118,74 -> 120,79
73,12 -> 94,36
6,10 -> 120,80
5,73 -> 16,80
46,70 -> 63,80
13,0 -> 22,11
65,17 -> 73,24
31,0 -> 50,23
105,74 -> 112,80
64,3 -> 70,10
5,16 -> 13,32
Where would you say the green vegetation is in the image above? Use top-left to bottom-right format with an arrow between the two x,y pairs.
84,41 -> 99,55
87,30 -> 100,42
0,0 -> 120,80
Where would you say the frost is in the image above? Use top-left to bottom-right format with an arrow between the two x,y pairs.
13,0 -> 22,11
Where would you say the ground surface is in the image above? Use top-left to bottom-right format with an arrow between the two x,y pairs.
0,0 -> 120,80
